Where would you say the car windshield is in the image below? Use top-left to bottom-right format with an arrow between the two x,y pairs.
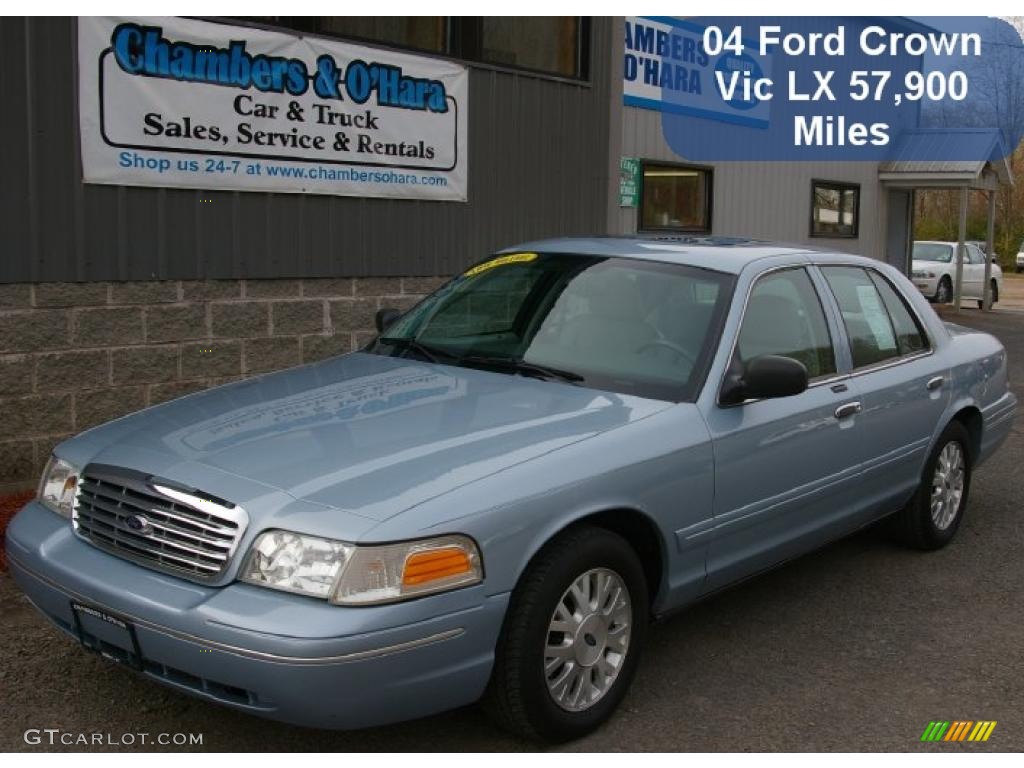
368,252 -> 735,401
913,243 -> 953,263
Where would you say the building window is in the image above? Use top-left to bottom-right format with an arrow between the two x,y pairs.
231,17 -> 588,79
810,181 -> 859,238
315,17 -> 447,53
477,18 -> 581,78
235,17 -> 447,54
639,163 -> 712,233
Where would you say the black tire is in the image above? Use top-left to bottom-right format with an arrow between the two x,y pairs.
977,281 -> 999,310
935,277 -> 953,304
895,421 -> 972,550
484,526 -> 649,743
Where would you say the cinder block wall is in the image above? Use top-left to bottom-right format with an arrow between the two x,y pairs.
0,276 -> 448,494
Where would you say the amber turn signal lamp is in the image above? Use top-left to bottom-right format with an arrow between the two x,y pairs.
402,547 -> 473,586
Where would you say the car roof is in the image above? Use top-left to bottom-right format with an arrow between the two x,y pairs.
496,235 -> 867,275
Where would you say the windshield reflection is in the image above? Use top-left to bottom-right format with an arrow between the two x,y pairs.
370,252 -> 734,401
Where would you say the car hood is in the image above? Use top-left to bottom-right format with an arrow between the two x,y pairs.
62,353 -> 671,522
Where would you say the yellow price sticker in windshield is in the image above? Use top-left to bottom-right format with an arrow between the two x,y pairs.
464,252 -> 538,278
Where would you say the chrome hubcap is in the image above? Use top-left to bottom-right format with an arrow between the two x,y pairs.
544,567 -> 631,712
931,441 -> 965,531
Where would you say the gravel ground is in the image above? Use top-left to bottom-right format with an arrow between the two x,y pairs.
2,307 -> 1022,753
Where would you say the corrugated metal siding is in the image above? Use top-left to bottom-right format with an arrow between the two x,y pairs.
0,17 -> 614,283
618,105 -> 889,259
614,13 -> 903,260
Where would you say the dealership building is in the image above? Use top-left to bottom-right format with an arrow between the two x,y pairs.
0,15 -> 1012,492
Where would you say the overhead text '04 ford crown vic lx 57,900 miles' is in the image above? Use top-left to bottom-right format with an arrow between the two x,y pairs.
7,237 -> 1017,742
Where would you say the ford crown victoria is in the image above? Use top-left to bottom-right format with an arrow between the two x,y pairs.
7,237 -> 1017,742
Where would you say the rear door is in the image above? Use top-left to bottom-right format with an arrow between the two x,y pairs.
962,244 -> 985,298
816,265 -> 950,513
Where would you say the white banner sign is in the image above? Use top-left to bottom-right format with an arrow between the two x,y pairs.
78,17 -> 468,200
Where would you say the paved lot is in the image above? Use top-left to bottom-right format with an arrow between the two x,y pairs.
1000,272 -> 1024,311
2,308 -> 1022,752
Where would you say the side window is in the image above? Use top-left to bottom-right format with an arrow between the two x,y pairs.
820,266 -> 902,368
867,272 -> 930,355
969,245 -> 986,264
735,269 -> 837,379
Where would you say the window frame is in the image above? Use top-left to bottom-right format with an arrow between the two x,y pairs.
866,270 -> 932,357
637,160 -> 714,235
967,243 -> 986,265
809,179 -> 861,240
819,264 -> 934,374
716,265 -> 839,407
220,16 -> 591,82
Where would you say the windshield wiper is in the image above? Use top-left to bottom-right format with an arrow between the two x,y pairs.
457,355 -> 584,384
376,340 -> 583,384
376,337 -> 455,364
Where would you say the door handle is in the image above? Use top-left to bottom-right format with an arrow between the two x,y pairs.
927,376 -> 945,391
834,402 -> 862,420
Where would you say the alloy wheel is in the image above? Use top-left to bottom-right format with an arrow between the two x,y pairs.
544,567 -> 632,712
931,441 -> 965,531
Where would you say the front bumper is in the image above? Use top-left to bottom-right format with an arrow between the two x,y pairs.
6,501 -> 508,729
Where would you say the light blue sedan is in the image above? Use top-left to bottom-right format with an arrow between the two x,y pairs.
8,237 -> 1017,742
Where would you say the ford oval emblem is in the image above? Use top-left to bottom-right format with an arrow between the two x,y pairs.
125,514 -> 151,534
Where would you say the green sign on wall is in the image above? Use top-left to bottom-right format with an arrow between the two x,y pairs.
619,157 -> 640,208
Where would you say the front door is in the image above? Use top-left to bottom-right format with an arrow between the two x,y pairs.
701,267 -> 865,589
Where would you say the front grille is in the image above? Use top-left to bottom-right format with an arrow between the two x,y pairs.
73,466 -> 247,582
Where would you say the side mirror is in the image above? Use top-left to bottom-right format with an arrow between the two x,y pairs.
721,355 -> 809,405
375,307 -> 402,333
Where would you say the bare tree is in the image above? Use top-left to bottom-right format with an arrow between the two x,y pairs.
915,18 -> 1024,258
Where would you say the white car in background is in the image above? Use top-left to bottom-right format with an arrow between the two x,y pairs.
1016,240 -> 1024,273
911,241 -> 1003,308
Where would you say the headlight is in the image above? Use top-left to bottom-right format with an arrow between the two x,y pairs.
912,271 -> 935,279
37,456 -> 81,518
241,531 -> 483,605
240,531 -> 353,598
